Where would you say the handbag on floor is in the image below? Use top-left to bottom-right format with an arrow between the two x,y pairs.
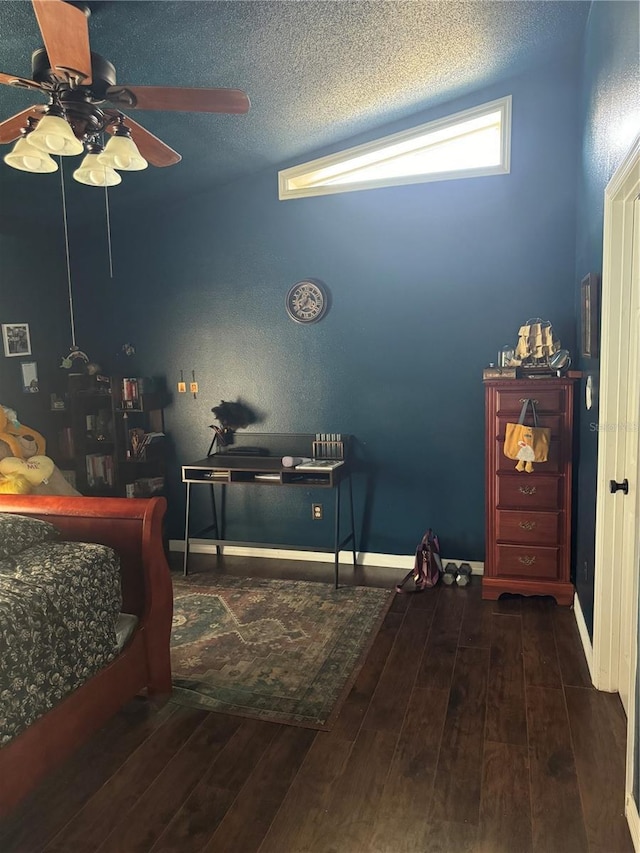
396,529 -> 442,593
504,398 -> 550,473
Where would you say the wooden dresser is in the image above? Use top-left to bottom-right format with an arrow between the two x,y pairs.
483,377 -> 576,605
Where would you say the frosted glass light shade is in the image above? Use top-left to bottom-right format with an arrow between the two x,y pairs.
3,137 -> 58,173
73,154 -> 122,186
28,115 -> 84,156
97,134 -> 147,171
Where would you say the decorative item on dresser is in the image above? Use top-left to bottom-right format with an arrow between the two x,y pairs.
482,377 -> 576,605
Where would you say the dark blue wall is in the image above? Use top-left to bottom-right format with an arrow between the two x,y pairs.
76,57 -> 581,558
572,0 -> 640,808
0,221 -> 73,438
574,0 -> 640,638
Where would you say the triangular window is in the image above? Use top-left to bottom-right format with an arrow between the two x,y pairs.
279,96 -> 511,200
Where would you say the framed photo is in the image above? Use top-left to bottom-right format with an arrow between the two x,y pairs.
581,273 -> 600,358
2,323 -> 31,358
21,361 -> 39,393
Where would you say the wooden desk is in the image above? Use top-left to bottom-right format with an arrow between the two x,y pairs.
181,434 -> 356,588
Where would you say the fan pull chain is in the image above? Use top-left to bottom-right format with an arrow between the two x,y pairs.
103,181 -> 114,279
59,157 -> 77,348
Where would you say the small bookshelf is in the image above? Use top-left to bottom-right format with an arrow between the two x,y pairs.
54,375 -> 167,498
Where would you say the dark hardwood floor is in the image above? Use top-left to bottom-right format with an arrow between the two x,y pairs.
0,554 -> 633,853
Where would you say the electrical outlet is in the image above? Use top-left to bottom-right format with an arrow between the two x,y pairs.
312,503 -> 323,520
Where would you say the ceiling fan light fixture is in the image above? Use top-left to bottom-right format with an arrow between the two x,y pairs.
3,135 -> 58,173
98,132 -> 147,171
73,153 -> 121,186
28,113 -> 84,156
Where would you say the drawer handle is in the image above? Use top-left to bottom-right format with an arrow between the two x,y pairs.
519,397 -> 539,405
519,485 -> 537,495
519,520 -> 536,530
518,555 -> 536,566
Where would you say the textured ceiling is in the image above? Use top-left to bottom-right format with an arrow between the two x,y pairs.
0,0 -> 590,221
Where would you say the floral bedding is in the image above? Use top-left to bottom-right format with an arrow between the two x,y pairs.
0,511 -> 59,561
0,540 -> 122,745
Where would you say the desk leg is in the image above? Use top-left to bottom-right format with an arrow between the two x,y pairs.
334,482 -> 341,589
348,473 -> 357,566
183,481 -> 191,577
210,484 -> 221,556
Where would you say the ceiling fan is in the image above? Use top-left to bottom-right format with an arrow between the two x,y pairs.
0,0 -> 250,184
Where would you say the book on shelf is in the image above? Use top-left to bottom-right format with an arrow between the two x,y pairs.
295,459 -> 344,471
132,476 -> 165,497
129,431 -> 165,460
120,376 -> 161,408
85,453 -> 114,488
121,377 -> 140,408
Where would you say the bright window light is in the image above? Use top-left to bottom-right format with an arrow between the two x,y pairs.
279,96 -> 511,200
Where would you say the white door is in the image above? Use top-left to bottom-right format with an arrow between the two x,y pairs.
593,139 -> 640,703
593,137 -> 640,833
617,195 -> 640,714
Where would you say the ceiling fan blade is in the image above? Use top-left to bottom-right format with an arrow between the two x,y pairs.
0,72 -> 44,93
106,86 -> 250,114
0,106 -> 46,144
31,0 -> 92,84
105,113 -> 181,167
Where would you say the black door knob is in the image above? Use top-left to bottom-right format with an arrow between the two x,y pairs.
609,478 -> 629,494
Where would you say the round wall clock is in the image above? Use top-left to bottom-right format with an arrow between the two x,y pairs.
285,279 -> 328,324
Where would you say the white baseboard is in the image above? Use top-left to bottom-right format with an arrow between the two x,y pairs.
626,793 -> 640,852
573,591 -> 595,683
169,539 -> 484,574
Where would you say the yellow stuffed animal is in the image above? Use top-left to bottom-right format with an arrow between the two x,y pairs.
0,406 -> 45,458
0,407 -> 48,494
0,406 -> 80,496
0,473 -> 31,494
0,455 -> 54,483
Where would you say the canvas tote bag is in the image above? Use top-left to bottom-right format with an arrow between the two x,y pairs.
504,398 -> 550,473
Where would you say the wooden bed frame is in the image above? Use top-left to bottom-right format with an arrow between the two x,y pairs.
0,495 -> 173,817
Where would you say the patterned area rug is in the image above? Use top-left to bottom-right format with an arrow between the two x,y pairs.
170,574 -> 394,729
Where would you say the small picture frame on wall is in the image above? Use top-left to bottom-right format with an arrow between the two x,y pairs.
2,323 -> 31,357
21,361 -> 39,393
580,273 -> 600,358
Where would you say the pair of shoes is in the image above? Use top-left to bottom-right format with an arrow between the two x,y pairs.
442,562 -> 472,587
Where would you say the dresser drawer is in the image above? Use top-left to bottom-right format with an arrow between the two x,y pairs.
497,438 -> 562,474
496,509 -> 561,544
496,388 -> 565,414
496,475 -> 562,510
495,544 -> 561,579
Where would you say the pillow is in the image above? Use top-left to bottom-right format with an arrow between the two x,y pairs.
0,512 -> 59,560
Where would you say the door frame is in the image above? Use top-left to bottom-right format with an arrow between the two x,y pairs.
592,133 -> 640,828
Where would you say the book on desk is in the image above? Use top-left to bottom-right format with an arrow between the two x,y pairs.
294,459 -> 344,471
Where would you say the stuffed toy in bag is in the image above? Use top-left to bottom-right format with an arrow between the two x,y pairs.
0,405 -> 80,495
0,405 -> 45,458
